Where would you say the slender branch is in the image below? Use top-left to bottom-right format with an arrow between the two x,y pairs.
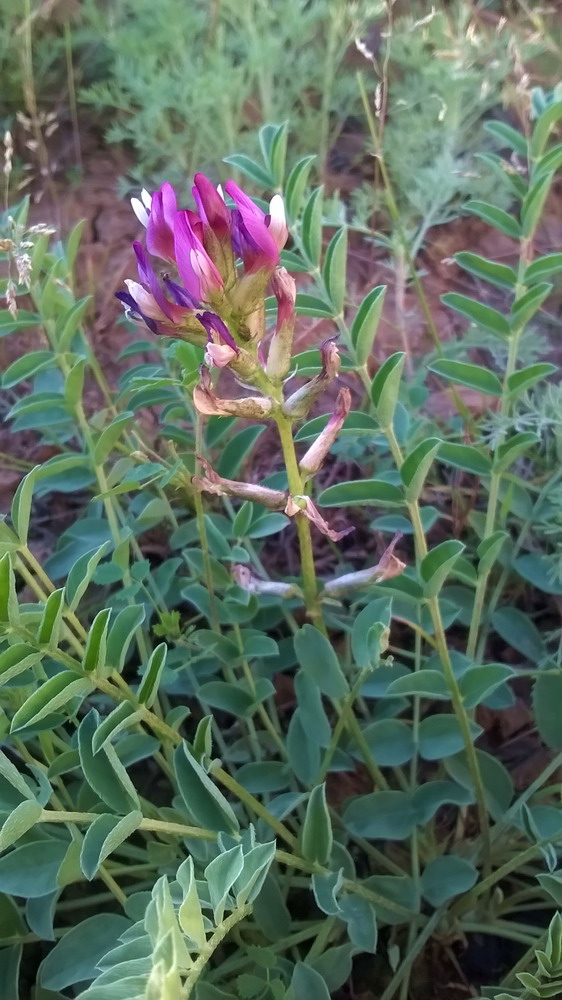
182,904 -> 252,999
385,424 -> 491,872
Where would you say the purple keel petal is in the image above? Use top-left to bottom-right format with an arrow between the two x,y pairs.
116,290 -> 158,334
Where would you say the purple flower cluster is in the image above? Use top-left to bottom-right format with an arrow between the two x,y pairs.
119,171 -> 378,552
118,175 -> 289,363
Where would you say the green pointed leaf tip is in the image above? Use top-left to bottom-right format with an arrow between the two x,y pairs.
11,466 -> 38,545
323,227 -> 347,314
301,784 -> 332,865
301,186 -> 324,266
11,672 -> 93,732
370,352 -> 406,428
420,540 -> 465,598
428,359 -> 502,397
400,438 -> 441,502
0,799 -> 43,852
441,293 -> 510,339
465,200 -> 521,239
137,642 -> 167,707
284,155 -> 316,220
174,742 -> 239,834
80,812 -> 143,880
82,607 -> 112,673
351,284 -> 386,366
318,479 -> 404,508
0,553 -> 19,624
294,624 -> 348,698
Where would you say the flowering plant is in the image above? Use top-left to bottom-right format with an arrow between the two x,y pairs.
0,103 -> 562,1000
118,171 -> 405,620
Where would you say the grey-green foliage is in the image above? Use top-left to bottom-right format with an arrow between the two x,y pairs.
78,0 -> 379,189
351,4 -> 539,241
66,835 -> 276,1000
0,0 -> 66,118
484,912 -> 562,999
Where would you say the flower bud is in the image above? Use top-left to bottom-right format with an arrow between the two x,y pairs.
229,277 -> 268,341
192,173 -> 230,240
266,267 -> 296,380
299,387 -> 351,477
194,459 -> 286,509
198,311 -> 239,368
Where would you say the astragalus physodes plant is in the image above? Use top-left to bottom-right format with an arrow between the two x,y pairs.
0,97 -> 562,999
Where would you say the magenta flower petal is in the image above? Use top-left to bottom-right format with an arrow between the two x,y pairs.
133,241 -> 176,322
174,211 -> 223,301
173,211 -> 203,300
198,311 -> 237,350
193,173 -> 230,238
146,182 -> 177,261
198,311 -> 239,368
225,180 -> 280,271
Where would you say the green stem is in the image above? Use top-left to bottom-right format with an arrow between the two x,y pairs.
466,330 -> 523,662
274,412 -> 320,618
276,412 -> 391,788
461,920 -> 543,947
182,904 -> 252,999
379,910 -> 443,1000
489,750 -> 562,849
400,632 -> 423,1000
499,929 -> 546,990
39,809 -> 418,922
194,414 -> 219,631
385,425 -> 491,873
316,671 -> 369,783
451,833 -> 562,918
466,234 -> 533,660
356,70 -> 469,428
